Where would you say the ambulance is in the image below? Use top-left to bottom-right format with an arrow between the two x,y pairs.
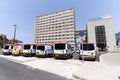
54,42 -> 73,58
23,44 -> 36,57
36,44 -> 53,57
79,43 -> 96,60
12,43 -> 23,56
2,44 -> 13,55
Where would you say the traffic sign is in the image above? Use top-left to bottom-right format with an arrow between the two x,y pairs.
79,31 -> 85,37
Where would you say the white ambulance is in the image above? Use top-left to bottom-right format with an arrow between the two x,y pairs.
2,44 -> 13,55
79,43 -> 96,61
36,44 -> 53,57
54,42 -> 73,58
23,44 -> 36,57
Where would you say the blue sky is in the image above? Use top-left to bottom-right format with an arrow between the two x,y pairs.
0,0 -> 120,43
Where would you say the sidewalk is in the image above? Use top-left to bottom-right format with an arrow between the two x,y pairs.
73,53 -> 120,80
100,52 -> 120,66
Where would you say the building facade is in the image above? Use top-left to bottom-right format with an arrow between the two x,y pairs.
87,16 -> 116,52
34,9 -> 76,47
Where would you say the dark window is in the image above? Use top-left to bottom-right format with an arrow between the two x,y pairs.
24,45 -> 30,49
80,44 -> 95,50
33,45 -> 36,49
11,46 -> 13,49
4,46 -> 9,49
55,44 -> 65,50
37,46 -> 45,51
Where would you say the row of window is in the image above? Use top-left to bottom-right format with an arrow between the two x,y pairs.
36,41 -> 74,44
37,18 -> 74,26
37,26 -> 74,30
36,27 -> 74,32
36,30 -> 74,34
96,38 -> 106,42
95,30 -> 105,34
38,15 -> 74,22
36,24 -> 74,30
95,25 -> 105,29
96,34 -> 106,37
36,34 -> 74,38
36,31 -> 74,35
37,24 -> 74,29
37,32 -> 74,35
37,11 -> 74,20
37,38 -> 74,41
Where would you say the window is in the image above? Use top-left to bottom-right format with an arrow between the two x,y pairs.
4,46 -> 9,49
24,45 -> 31,49
80,44 -> 95,50
33,45 -> 36,49
37,46 -> 45,51
55,44 -> 65,50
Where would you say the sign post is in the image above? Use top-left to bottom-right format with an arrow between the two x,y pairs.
79,31 -> 85,63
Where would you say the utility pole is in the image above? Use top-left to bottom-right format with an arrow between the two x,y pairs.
13,25 -> 17,44
79,31 -> 85,63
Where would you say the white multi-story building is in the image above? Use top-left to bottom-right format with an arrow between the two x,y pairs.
87,16 -> 116,52
34,9 -> 76,47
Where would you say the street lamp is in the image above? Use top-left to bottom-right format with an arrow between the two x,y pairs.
79,31 -> 85,63
13,24 -> 17,44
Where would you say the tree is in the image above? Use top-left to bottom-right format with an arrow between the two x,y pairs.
0,40 -> 3,48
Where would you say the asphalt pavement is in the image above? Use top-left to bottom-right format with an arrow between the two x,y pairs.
0,58 -> 68,80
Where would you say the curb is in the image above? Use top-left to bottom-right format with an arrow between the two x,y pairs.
99,54 -> 104,62
0,55 -> 38,63
0,56 -> 21,63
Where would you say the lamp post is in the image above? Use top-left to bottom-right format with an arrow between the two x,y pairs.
13,25 -> 17,44
79,31 -> 85,63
